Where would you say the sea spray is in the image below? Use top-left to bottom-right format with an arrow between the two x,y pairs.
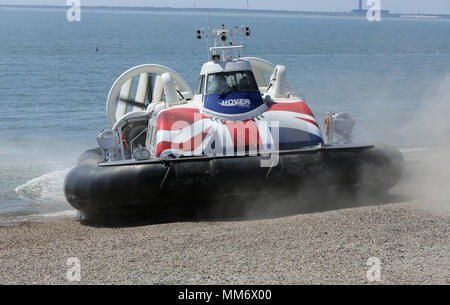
15,168 -> 71,203
397,75 -> 450,214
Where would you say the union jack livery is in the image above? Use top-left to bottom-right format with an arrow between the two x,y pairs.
155,101 -> 323,158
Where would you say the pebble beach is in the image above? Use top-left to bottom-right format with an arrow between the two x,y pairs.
1,149 -> 449,285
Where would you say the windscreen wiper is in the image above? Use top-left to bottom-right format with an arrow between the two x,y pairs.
218,85 -> 233,98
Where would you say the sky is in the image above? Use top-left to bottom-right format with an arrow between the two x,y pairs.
1,0 -> 450,14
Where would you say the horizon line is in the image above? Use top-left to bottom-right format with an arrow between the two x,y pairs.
1,4 -> 450,17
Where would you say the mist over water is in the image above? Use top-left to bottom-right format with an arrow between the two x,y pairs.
0,7 -> 449,219
401,74 -> 450,147
395,75 -> 450,214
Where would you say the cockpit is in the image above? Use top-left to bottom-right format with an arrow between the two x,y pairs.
196,62 -> 268,121
206,71 -> 259,95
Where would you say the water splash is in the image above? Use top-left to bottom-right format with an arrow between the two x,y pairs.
15,168 -> 71,203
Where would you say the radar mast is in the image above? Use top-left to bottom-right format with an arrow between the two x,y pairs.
196,24 -> 251,61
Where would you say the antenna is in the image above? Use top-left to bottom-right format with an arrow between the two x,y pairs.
206,13 -> 211,60
193,0 -> 197,31
196,24 -> 251,61
246,0 -> 250,29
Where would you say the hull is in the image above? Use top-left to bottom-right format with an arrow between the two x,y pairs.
64,144 -> 404,222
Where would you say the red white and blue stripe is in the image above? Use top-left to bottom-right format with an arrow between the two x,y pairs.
155,100 -> 323,158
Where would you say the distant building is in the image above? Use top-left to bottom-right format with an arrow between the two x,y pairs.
351,0 -> 390,16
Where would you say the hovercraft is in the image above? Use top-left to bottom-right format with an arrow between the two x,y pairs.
64,25 -> 404,222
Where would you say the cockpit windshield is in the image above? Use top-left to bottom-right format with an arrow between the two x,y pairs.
206,71 -> 259,95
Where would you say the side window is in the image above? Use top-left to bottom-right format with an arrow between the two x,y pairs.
196,75 -> 205,95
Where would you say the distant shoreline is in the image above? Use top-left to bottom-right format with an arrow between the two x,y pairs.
1,4 -> 449,19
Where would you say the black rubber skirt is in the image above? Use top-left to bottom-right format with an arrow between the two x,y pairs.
64,145 -> 404,221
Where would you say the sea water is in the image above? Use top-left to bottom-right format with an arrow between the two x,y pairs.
0,7 -> 449,219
